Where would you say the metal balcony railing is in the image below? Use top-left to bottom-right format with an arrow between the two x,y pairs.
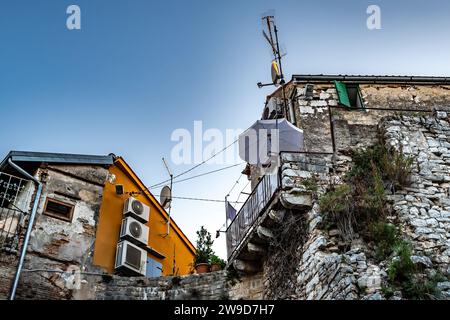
0,171 -> 32,253
226,171 -> 280,260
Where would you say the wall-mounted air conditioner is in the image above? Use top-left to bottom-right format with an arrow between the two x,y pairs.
115,240 -> 147,276
120,216 -> 149,247
123,197 -> 150,223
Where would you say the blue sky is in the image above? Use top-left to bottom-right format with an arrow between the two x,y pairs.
1,0 -> 450,258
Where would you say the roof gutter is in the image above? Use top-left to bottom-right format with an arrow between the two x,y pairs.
292,75 -> 450,85
7,158 -> 43,300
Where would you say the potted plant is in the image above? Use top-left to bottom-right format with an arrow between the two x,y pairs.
210,254 -> 226,272
194,226 -> 214,274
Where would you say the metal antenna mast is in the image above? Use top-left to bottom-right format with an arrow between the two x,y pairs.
258,14 -> 288,119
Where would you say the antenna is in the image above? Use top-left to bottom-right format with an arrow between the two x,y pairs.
160,157 -> 173,238
258,12 -> 288,120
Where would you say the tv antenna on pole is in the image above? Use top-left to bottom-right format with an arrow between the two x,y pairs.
160,157 -> 173,238
257,12 -> 288,119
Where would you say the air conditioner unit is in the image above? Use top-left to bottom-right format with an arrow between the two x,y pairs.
115,240 -> 147,276
120,216 -> 149,247
123,197 -> 149,223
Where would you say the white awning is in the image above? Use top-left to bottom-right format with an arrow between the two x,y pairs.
238,118 -> 304,166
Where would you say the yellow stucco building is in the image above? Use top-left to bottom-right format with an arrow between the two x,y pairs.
93,156 -> 195,276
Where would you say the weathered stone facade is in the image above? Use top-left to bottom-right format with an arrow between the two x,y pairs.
231,78 -> 450,300
0,256 -> 230,300
381,114 -> 450,273
0,164 -> 109,299
93,271 -> 229,300
278,80 -> 450,154
234,114 -> 450,300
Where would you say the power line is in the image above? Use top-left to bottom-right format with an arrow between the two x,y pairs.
150,139 -> 239,189
234,180 -> 250,206
150,163 -> 243,189
226,173 -> 243,197
153,194 -> 243,204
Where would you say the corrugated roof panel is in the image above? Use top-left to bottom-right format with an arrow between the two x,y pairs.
292,74 -> 450,84
1,151 -> 114,169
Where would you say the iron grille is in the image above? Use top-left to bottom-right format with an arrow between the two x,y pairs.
0,171 -> 32,253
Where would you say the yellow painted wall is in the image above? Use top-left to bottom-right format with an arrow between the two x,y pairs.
93,158 -> 195,276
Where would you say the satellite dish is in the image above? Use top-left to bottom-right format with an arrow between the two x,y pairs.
271,60 -> 281,86
160,185 -> 172,209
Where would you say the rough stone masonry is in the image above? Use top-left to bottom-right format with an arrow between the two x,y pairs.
252,113 -> 450,300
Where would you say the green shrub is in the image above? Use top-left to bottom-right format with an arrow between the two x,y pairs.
383,241 -> 445,300
319,142 -> 413,242
301,177 -> 318,193
388,241 -> 415,283
372,222 -> 399,261
210,254 -> 226,268
347,143 -> 413,190
408,271 -> 445,300
319,184 -> 355,240
381,148 -> 414,189
381,285 -> 395,299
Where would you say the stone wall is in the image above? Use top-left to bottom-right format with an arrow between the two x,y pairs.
229,273 -> 264,300
93,271 -> 229,300
0,260 -> 230,300
381,114 -> 450,273
289,83 -> 450,154
261,114 -> 450,300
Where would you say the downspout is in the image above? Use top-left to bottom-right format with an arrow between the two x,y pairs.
7,158 -> 43,300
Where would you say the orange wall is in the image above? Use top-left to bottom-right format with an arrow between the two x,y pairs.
93,158 -> 195,276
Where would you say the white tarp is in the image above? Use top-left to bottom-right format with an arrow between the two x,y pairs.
238,118 -> 304,166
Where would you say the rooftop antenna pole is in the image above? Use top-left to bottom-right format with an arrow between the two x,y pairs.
273,19 -> 288,119
260,14 -> 288,128
162,157 -> 173,238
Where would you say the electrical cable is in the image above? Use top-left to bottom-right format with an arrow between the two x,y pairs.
225,173 -> 243,197
149,139 -> 238,189
150,163 -> 243,189
153,194 -> 243,204
234,180 -> 250,206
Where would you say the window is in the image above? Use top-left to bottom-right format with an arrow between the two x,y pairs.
43,198 -> 74,222
334,81 -> 365,110
146,257 -> 162,278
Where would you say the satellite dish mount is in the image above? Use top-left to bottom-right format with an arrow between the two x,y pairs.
160,157 -> 173,238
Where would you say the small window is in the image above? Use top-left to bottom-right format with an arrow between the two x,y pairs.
146,257 -> 162,278
334,81 -> 365,110
43,198 -> 74,222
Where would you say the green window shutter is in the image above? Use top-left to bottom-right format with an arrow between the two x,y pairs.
357,87 -> 366,110
334,80 -> 351,108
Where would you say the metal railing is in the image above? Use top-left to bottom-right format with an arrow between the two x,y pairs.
0,172 -> 32,253
226,171 -> 280,260
225,151 -> 334,260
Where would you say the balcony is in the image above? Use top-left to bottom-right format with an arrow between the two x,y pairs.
225,152 -> 331,274
226,172 -> 280,262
